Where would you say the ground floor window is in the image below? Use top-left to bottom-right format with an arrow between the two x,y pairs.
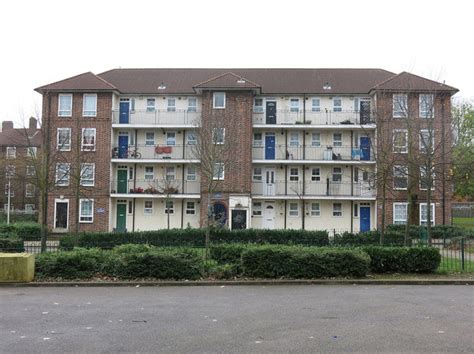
393,203 -> 408,224
310,202 -> 320,217
420,203 -> 435,226
165,200 -> 174,214
186,201 -> 195,215
25,204 -> 35,214
79,199 -> 94,223
332,203 -> 343,217
289,202 -> 299,216
252,202 -> 262,216
144,200 -> 153,214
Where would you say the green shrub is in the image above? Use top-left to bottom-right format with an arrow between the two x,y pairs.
241,246 -> 370,278
363,246 -> 441,273
210,244 -> 248,264
35,248 -> 110,279
0,238 -> 24,252
333,230 -> 407,246
60,228 -> 330,249
0,213 -> 37,223
206,263 -> 241,279
0,222 -> 41,240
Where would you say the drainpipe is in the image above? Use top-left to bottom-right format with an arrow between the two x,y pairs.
303,94 -> 306,123
350,200 -> 354,233
284,200 -> 287,229
302,164 -> 305,230
351,166 -> 354,196
132,198 -> 136,232
181,200 -> 184,228
441,98 -> 446,224
182,131 -> 186,159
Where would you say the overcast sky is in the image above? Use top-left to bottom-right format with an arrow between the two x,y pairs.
1,0 -> 472,127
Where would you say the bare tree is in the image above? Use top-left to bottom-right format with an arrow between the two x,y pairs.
149,176 -> 180,229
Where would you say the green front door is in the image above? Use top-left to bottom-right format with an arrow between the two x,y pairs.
116,204 -> 127,231
117,170 -> 128,193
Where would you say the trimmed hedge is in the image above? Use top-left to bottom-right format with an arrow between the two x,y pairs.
363,246 -> 441,273
0,213 -> 37,223
333,230 -> 408,246
386,224 -> 472,240
0,238 -> 24,252
60,228 -> 330,249
241,246 -> 370,278
35,246 -> 203,280
0,222 -> 42,241
210,244 -> 248,264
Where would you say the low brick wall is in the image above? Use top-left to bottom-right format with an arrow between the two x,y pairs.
0,253 -> 35,282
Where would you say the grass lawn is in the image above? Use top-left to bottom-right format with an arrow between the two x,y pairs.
453,217 -> 474,230
438,256 -> 474,273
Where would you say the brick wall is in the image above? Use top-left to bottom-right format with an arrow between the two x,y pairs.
44,92 -> 112,232
375,91 -> 453,226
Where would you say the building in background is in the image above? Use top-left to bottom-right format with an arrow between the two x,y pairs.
0,117 -> 41,215
35,69 -> 457,233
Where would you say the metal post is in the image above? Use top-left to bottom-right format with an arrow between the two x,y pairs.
461,238 -> 465,272
7,176 -> 11,224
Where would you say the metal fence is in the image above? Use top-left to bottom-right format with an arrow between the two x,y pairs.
452,203 -> 474,218
23,241 -> 60,254
434,237 -> 473,273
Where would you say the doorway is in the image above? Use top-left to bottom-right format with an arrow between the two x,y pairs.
116,202 -> 127,231
231,210 -> 247,230
263,203 -> 276,229
54,200 -> 69,230
266,101 -> 276,124
360,204 -> 370,232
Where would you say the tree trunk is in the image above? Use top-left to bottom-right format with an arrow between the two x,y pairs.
380,179 -> 386,246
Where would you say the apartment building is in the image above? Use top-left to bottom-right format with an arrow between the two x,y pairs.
0,117 -> 41,214
35,69 -> 457,233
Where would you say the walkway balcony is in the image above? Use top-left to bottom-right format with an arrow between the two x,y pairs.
252,145 -> 374,162
251,181 -> 375,198
252,110 -> 373,126
111,179 -> 200,196
112,109 -> 200,126
111,144 -> 197,161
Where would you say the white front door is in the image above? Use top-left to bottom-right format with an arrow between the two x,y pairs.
263,204 -> 276,229
264,168 -> 276,196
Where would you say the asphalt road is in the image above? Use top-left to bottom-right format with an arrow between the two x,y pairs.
1,285 -> 473,353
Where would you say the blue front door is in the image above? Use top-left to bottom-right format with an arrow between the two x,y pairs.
118,135 -> 128,158
360,207 -> 370,232
265,135 -> 275,160
119,101 -> 130,124
360,137 -> 370,161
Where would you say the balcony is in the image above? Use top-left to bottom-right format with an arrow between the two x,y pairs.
111,144 -> 197,161
111,179 -> 200,196
112,109 -> 200,126
251,181 -> 375,198
252,145 -> 374,161
252,110 -> 373,126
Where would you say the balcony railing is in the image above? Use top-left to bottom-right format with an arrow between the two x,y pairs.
111,179 -> 200,195
112,109 -> 200,125
252,110 -> 373,125
252,145 -> 373,161
112,144 -> 197,160
251,181 -> 375,197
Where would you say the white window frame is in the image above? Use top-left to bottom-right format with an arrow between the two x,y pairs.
420,203 -> 435,226
393,165 -> 408,190
310,202 -> 321,217
419,129 -> 434,153
144,166 -> 154,180
25,204 -> 35,214
311,98 -> 321,112
289,202 -> 299,217
166,132 -> 176,146
332,167 -> 342,183
393,129 -> 408,153
333,203 -> 343,217
146,98 -> 156,112
311,167 -> 321,182
186,201 -> 196,215
254,98 -> 264,113
58,94 -> 72,117
253,133 -> 263,147
311,132 -> 321,147
393,94 -> 408,118
5,165 -> 15,177
213,163 -> 225,180
6,147 -> 16,159
187,131 -> 197,145
213,128 -> 225,144
57,128 -> 71,151
333,133 -> 343,147
26,165 -> 35,176
80,163 -> 95,186
419,166 -> 435,191
145,132 -> 155,146
187,97 -> 197,112
290,98 -> 300,113
213,92 -> 226,109
55,163 -> 70,186
393,202 -> 408,225
25,183 -> 35,198
253,167 -> 262,181
27,147 -> 37,158
81,128 -> 96,151
167,98 -> 176,112
79,199 -> 94,223
186,166 -> 197,181
82,94 -> 97,117
289,132 -> 299,147
165,200 -> 174,214
419,94 -> 434,119
252,202 -> 262,216
165,166 -> 176,181
333,97 -> 342,112
144,200 -> 153,214
289,167 -> 299,182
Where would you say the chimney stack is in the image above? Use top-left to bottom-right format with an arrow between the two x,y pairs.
29,117 -> 37,130
2,121 -> 14,131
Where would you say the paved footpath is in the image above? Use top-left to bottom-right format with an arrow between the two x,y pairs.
1,285 -> 473,353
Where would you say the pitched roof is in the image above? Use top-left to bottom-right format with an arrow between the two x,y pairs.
0,128 -> 42,147
193,72 -> 261,89
372,71 -> 458,92
35,72 -> 117,93
98,68 -> 396,94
